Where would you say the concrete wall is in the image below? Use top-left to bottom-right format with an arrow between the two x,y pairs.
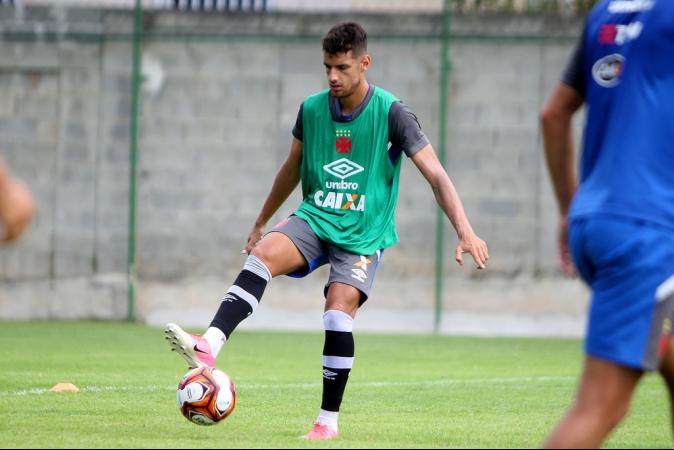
0,7 -> 589,336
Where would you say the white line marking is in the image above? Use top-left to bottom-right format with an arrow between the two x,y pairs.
0,376 -> 576,397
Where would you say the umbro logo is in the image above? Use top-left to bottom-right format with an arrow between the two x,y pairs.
323,369 -> 338,380
323,158 -> 364,180
222,294 -> 237,303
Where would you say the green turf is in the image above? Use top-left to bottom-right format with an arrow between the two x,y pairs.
0,322 -> 670,448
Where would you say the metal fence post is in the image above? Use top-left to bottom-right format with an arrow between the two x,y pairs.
434,0 -> 451,334
127,0 -> 142,322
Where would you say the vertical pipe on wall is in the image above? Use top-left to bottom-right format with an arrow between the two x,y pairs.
434,0 -> 451,334
127,0 -> 142,321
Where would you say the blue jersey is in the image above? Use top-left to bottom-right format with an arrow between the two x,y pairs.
568,0 -> 674,229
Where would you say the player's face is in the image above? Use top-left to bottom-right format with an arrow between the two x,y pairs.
323,50 -> 370,99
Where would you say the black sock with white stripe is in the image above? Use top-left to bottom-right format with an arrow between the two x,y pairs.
209,255 -> 271,340
320,310 -> 355,424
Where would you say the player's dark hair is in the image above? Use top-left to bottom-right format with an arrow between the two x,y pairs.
322,22 -> 367,56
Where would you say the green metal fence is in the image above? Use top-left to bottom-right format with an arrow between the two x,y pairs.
0,1 -> 584,331
0,0 -> 600,13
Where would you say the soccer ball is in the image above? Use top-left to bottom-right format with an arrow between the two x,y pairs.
176,367 -> 236,426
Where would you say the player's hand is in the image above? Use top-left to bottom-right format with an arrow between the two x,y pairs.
455,232 -> 488,269
0,176 -> 35,243
242,225 -> 265,254
557,216 -> 576,277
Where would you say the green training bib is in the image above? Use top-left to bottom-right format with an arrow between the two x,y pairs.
294,86 -> 403,255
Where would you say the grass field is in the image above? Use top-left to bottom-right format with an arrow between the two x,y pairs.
0,322 -> 670,448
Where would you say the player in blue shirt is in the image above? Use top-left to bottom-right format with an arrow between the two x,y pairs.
541,0 -> 674,447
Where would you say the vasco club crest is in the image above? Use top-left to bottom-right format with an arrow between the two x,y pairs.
336,129 -> 352,154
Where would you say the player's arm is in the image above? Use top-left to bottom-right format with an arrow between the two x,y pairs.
540,31 -> 585,275
411,145 -> 488,269
0,157 -> 35,242
540,83 -> 583,215
243,137 -> 302,254
540,84 -> 583,276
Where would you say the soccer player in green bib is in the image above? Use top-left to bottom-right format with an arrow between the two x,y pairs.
166,22 -> 489,440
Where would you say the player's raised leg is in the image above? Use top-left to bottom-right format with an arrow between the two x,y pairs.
165,231 -> 305,368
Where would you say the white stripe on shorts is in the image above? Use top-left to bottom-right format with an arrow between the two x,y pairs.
656,274 -> 674,303
322,355 -> 355,369
227,285 -> 259,311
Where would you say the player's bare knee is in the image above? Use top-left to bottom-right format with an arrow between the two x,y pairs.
325,299 -> 358,318
326,285 -> 360,315
249,246 -> 274,273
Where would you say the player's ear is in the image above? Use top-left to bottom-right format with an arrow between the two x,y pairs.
360,54 -> 371,72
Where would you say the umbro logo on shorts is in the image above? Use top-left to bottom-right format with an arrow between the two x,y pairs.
351,256 -> 371,283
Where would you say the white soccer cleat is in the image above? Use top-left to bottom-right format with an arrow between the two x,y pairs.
164,323 -> 216,369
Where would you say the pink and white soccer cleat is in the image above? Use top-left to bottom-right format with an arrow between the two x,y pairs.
302,422 -> 339,441
164,323 -> 215,369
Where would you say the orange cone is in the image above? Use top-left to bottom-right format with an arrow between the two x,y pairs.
49,383 -> 80,393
